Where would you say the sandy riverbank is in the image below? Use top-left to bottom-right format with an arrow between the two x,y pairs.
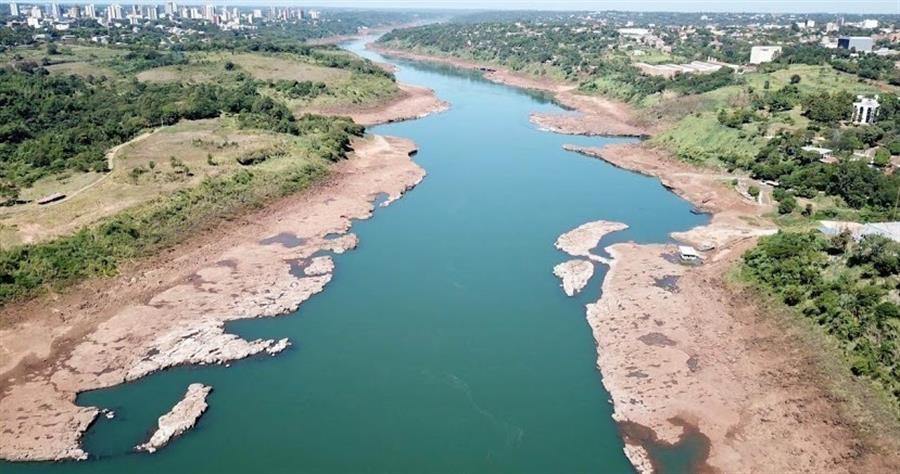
369,45 -> 652,137
367,43 -> 900,472
0,134 -> 428,461
564,143 -> 900,473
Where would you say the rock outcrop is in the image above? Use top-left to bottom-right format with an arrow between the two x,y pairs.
136,383 -> 212,453
554,220 -> 629,264
552,259 -> 594,296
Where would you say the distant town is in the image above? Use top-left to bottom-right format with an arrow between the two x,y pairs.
4,2 -> 323,31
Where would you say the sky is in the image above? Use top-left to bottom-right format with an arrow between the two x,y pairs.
255,1 -> 900,14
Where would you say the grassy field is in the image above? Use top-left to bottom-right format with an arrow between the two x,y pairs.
643,63 -> 894,167
744,64 -> 895,96
135,50 -> 400,113
650,112 -> 765,166
136,52 -> 352,83
0,118 -> 295,247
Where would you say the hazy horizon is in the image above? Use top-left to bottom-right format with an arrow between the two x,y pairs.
4,1 -> 899,15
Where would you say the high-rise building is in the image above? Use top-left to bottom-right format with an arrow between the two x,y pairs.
165,2 -> 176,17
84,4 -> 96,18
9,2 -> 19,16
204,4 -> 215,21
146,5 -> 158,20
107,4 -> 123,21
67,5 -> 80,18
50,2 -> 60,18
29,5 -> 42,19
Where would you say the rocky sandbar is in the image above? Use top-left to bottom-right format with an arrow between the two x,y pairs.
136,383 -> 212,453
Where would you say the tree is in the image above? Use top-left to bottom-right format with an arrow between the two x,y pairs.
790,74 -> 801,84
778,194 -> 797,214
873,148 -> 891,167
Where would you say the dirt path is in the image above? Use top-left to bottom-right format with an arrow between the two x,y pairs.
46,130 -> 154,208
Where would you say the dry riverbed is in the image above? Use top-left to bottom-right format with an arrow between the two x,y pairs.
562,143 -> 900,473
0,133 -> 428,461
369,45 -> 653,137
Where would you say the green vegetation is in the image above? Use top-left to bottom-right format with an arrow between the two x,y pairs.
378,22 -> 741,103
0,114 -> 362,304
378,11 -> 900,411
743,231 -> 900,405
0,67 -> 300,200
0,15 -> 401,304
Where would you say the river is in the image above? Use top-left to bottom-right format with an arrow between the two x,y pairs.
4,37 -> 707,473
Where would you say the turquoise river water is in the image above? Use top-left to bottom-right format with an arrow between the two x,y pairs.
4,38 -> 708,473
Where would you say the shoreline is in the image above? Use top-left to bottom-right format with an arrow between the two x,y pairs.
369,44 -> 655,137
312,82 -> 449,127
370,45 -> 900,472
0,132 -> 432,461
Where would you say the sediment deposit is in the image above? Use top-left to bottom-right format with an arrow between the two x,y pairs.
0,134 -> 428,461
554,220 -> 629,264
568,142 -> 898,473
552,259 -> 594,296
136,383 -> 212,454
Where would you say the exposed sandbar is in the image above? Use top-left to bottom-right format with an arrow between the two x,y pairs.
569,142 -> 898,473
369,45 -> 651,137
136,383 -> 212,454
554,220 -> 629,264
0,134 -> 425,461
552,259 -> 594,297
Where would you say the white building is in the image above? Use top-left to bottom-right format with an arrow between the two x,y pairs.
9,2 -> 18,16
852,95 -> 880,125
29,5 -> 42,19
750,45 -> 782,64
84,4 -> 96,18
861,19 -> 879,29
107,4 -> 123,21
838,36 -> 874,53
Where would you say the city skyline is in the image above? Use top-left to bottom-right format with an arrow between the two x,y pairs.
2,1 -> 899,15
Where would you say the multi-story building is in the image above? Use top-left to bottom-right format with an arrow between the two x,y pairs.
9,2 -> 19,17
852,95 -> 880,125
67,5 -> 80,18
838,36 -> 874,53
750,45 -> 782,64
164,2 -> 176,17
84,4 -> 96,18
147,5 -> 159,20
107,4 -> 123,21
